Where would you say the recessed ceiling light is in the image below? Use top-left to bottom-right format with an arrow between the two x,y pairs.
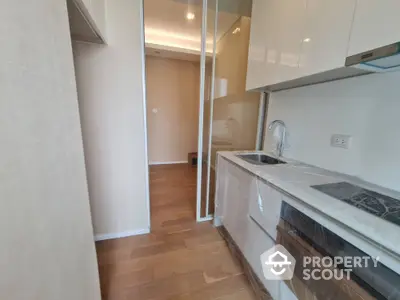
232,27 -> 241,34
186,12 -> 195,20
303,38 -> 311,42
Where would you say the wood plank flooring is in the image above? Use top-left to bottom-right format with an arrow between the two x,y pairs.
96,163 -> 256,300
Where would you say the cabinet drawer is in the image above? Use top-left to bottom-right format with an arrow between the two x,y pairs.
249,179 -> 282,240
280,281 -> 298,300
217,159 -> 252,252
244,217 -> 280,300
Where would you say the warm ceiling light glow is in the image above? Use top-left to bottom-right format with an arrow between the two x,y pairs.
145,27 -> 213,54
186,12 -> 195,20
145,28 -> 213,45
303,38 -> 311,42
146,41 -> 213,54
232,27 -> 241,34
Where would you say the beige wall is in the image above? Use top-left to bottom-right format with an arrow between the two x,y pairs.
73,0 -> 150,238
146,56 -> 200,164
0,0 -> 100,299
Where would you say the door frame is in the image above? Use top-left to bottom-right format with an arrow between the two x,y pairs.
196,0 -> 212,222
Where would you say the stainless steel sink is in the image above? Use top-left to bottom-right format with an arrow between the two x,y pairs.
237,154 -> 286,165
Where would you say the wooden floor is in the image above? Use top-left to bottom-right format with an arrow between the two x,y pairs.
96,163 -> 256,300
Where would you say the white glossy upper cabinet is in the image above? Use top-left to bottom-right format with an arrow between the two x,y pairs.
276,0 -> 307,83
246,0 -> 277,90
246,0 -> 306,90
348,0 -> 400,56
299,0 -> 356,76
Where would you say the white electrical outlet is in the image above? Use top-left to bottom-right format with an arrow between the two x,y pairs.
331,134 -> 352,149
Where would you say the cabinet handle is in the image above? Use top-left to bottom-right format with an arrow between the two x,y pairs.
257,194 -> 264,212
256,179 -> 264,212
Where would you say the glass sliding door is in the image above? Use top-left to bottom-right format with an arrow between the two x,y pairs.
209,0 -> 261,216
197,0 -> 262,221
196,0 -> 217,220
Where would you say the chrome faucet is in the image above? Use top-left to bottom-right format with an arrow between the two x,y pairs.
268,120 -> 286,157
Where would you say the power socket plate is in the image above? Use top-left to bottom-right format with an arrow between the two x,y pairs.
331,134 -> 352,149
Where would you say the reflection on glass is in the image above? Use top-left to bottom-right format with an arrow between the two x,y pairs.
196,0 -> 261,218
206,0 -> 261,216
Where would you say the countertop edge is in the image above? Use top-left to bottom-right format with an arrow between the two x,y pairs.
216,151 -> 400,273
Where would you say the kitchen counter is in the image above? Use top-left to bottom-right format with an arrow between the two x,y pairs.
218,150 -> 400,273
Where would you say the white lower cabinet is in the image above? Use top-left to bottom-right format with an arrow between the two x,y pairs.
215,158 -> 253,251
280,281 -> 298,300
249,179 -> 282,240
215,157 -> 298,300
214,157 -> 229,226
244,218 -> 280,299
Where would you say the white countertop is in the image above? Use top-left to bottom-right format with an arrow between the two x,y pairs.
218,150 -> 400,269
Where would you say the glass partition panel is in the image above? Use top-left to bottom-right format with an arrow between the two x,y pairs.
196,0 -> 262,220
206,0 -> 261,216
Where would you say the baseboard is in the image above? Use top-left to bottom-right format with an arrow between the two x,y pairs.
149,160 -> 188,165
94,228 -> 150,241
198,215 -> 213,222
213,216 -> 222,227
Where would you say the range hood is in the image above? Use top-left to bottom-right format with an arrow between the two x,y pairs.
345,43 -> 400,72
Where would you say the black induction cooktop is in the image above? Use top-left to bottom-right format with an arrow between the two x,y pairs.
311,182 -> 400,227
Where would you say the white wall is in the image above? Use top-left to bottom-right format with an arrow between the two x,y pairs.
264,72 -> 400,192
0,1 -> 100,299
73,0 -> 150,238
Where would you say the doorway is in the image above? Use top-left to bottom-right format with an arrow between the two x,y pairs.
145,55 -> 201,227
144,0 -> 206,227
144,0 -> 262,227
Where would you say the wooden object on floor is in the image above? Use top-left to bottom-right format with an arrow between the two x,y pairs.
96,164 -> 257,300
188,152 -> 198,166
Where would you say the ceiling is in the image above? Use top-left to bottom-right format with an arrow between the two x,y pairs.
67,0 -> 103,43
143,0 -> 250,60
146,46 -> 212,63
